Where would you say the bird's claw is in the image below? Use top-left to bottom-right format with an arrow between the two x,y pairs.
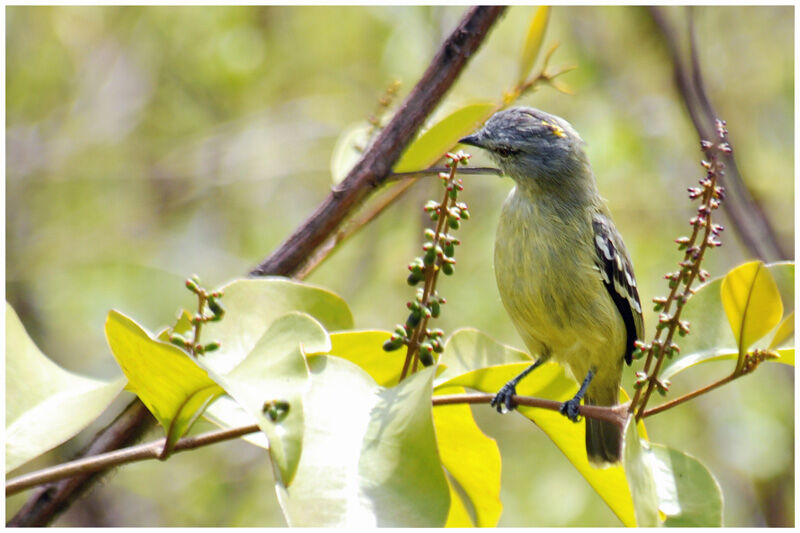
491,383 -> 518,414
560,398 -> 582,422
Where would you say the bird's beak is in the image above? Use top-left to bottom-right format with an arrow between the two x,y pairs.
459,133 -> 484,148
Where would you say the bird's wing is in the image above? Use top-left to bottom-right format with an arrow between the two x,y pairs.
592,213 -> 644,365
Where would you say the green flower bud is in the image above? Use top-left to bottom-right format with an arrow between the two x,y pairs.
207,297 -> 225,318
383,338 -> 403,352
442,262 -> 455,275
204,341 -> 221,353
406,312 -> 421,328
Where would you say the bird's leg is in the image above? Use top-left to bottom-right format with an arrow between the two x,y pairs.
560,368 -> 595,422
491,358 -> 546,414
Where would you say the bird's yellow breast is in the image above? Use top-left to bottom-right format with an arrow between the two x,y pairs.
494,187 -> 626,390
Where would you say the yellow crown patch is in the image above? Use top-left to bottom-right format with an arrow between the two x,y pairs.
540,120 -> 566,138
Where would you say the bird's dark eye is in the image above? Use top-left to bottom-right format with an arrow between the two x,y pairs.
495,146 -> 517,157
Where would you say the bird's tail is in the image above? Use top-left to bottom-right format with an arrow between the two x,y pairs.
584,394 -> 622,465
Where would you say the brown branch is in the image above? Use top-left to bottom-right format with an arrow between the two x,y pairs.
647,6 -> 787,261
7,401 -> 154,527
9,7 -> 506,527
7,391 -> 626,497
250,6 -> 506,277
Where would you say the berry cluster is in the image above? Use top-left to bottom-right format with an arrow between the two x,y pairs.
384,151 -> 471,378
168,275 -> 225,357
631,120 -> 729,405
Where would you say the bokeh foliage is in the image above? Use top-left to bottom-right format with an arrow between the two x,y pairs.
6,5 -> 793,526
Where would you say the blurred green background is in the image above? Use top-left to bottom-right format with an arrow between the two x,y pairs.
6,5 -> 793,526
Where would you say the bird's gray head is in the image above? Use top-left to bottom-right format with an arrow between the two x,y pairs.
460,107 -> 592,194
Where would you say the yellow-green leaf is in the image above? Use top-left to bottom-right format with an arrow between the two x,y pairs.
433,385 -> 502,527
518,6 -> 550,84
394,102 -> 498,173
201,312 -> 326,485
440,362 -> 636,526
622,418 -> 660,527
721,261 -> 783,357
769,311 -> 794,350
776,348 -> 794,365
444,478 -> 474,527
106,310 -> 224,454
7,303 -> 125,472
328,330 -> 403,386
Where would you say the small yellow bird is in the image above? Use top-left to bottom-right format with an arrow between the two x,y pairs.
460,107 -> 643,464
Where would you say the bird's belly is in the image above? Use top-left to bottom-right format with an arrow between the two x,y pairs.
493,206 -> 626,386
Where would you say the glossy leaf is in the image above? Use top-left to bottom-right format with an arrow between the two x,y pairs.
435,328 -> 532,386
769,311 -> 794,350
394,102 -> 498,173
622,418 -> 660,527
518,6 -> 550,83
277,358 -> 449,526
6,303 -> 126,472
721,261 -> 783,356
444,479 -> 474,527
440,362 -> 636,526
106,310 -> 224,454
201,277 -> 353,373
662,262 -> 793,378
650,444 -> 723,526
201,312 -> 328,485
328,330 -> 403,386
433,385 -> 502,527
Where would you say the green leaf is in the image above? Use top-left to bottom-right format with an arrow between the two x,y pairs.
328,330 -> 403,387
769,311 -> 794,350
201,277 -> 353,373
105,310 -> 224,454
662,262 -> 793,379
518,6 -> 550,84
721,260 -> 783,357
435,327 -> 532,386
433,385 -> 502,527
202,312 -> 328,486
440,362 -> 636,526
622,418 -> 660,527
278,358 -> 449,526
650,444 -> 723,526
330,122 -> 371,185
6,303 -> 125,472
394,102 -> 498,173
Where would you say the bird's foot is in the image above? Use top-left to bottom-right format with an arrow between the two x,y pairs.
560,397 -> 582,422
491,382 -> 518,414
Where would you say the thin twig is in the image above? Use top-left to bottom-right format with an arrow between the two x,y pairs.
6,391 -> 626,496
297,166 -> 501,279
647,6 -> 787,261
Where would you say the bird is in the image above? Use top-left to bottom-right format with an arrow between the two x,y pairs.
459,107 -> 643,465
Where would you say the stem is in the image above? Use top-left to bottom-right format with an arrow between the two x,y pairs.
641,373 -> 736,418
647,6 -> 786,261
7,391 -> 627,496
7,424 -> 260,497
400,168 -> 455,380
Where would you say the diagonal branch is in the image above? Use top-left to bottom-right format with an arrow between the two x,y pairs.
8,7 -> 506,527
647,6 -> 787,261
250,6 -> 507,277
